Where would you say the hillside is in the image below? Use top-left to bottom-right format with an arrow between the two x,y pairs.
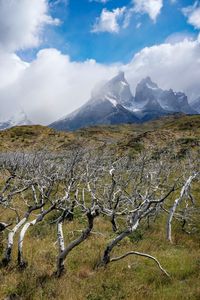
0,115 -> 199,300
0,115 -> 199,154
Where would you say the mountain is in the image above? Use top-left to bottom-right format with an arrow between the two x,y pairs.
134,76 -> 163,108
0,110 -> 32,130
133,77 -> 196,115
50,72 -> 139,131
191,97 -> 200,113
93,71 -> 134,107
50,73 -> 197,131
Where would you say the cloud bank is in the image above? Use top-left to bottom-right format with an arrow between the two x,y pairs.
0,0 -> 200,125
0,0 -> 59,52
1,37 -> 200,124
124,37 -> 200,101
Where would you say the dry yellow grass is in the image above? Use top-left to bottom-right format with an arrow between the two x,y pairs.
0,114 -> 199,300
0,212 -> 200,300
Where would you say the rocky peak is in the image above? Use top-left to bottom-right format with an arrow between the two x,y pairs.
134,77 -> 162,107
139,76 -> 159,89
91,71 -> 134,108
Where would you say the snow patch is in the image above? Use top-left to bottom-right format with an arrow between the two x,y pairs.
146,83 -> 159,90
120,80 -> 128,86
105,96 -> 118,107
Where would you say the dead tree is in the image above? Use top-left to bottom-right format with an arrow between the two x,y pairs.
167,172 -> 199,243
56,205 -> 100,277
55,150 -> 106,277
97,153 -> 178,277
2,202 -> 45,266
0,147 -> 199,279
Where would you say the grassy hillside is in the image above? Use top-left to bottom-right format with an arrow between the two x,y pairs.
0,115 -> 199,300
0,114 -> 199,154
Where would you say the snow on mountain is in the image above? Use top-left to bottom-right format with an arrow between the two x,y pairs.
133,77 -> 162,110
49,73 -> 198,131
133,77 -> 196,115
0,73 -> 197,133
0,110 -> 32,130
50,72 -> 139,131
91,71 -> 134,107
105,96 -> 118,107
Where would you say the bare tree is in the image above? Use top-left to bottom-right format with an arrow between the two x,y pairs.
0,147 -> 198,281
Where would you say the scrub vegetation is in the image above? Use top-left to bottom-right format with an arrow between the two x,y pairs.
0,115 -> 199,300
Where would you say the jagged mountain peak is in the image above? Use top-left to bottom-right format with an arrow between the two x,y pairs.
134,76 -> 161,108
49,72 -> 198,131
109,71 -> 126,83
50,72 -> 138,131
91,71 -> 133,107
140,76 -> 154,84
137,76 -> 159,90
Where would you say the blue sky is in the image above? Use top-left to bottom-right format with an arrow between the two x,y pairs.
1,0 -> 200,124
19,0 -> 198,63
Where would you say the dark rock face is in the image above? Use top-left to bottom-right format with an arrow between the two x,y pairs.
50,98 -> 139,131
50,73 -> 197,131
134,77 -> 162,106
134,77 -> 195,115
191,97 -> 200,113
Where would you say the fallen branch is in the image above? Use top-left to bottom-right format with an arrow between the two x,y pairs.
110,251 -> 170,278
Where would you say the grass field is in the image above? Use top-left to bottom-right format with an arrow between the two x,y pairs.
0,115 -> 200,300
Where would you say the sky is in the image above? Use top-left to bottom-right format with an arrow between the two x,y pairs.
0,0 -> 200,124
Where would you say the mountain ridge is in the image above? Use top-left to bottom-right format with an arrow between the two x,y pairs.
50,72 -> 197,131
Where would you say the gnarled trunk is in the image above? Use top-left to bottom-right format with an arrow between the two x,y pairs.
2,203 -> 44,266
56,207 -> 99,277
99,220 -> 139,267
18,204 -> 56,268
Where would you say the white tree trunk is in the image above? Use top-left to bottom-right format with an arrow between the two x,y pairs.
3,217 -> 27,265
167,173 -> 198,243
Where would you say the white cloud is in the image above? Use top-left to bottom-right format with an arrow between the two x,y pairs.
92,7 -> 126,33
0,0 -> 60,51
123,0 -> 163,29
1,38 -> 200,124
182,1 -> 200,29
124,38 -> 200,101
165,32 -> 196,44
91,0 -> 163,33
0,50 -> 28,89
0,0 -> 200,125
132,0 -> 163,22
0,49 -> 119,124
